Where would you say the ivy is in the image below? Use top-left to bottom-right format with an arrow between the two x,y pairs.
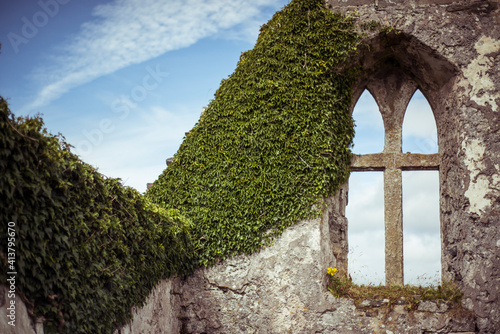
0,0 -> 363,331
0,98 -> 195,333
148,0 -> 361,267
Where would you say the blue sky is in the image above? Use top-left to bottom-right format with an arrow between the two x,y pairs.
0,0 -> 290,191
0,0 -> 440,285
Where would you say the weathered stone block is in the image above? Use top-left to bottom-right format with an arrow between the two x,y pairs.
0,285 -> 42,334
114,279 -> 181,334
177,206 -> 342,333
417,300 -> 450,313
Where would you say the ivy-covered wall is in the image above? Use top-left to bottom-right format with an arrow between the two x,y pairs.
0,98 -> 195,333
1,0 -> 364,332
147,0 -> 361,268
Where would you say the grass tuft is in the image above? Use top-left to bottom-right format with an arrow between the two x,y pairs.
327,268 -> 463,310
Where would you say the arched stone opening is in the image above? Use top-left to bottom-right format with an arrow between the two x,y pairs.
350,31 -> 458,121
344,31 -> 459,285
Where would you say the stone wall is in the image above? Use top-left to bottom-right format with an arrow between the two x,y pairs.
0,285 -> 43,334
118,192 -> 475,333
119,2 -> 500,332
174,193 -> 475,333
114,279 -> 181,334
177,195 -> 341,333
0,278 -> 182,334
0,280 -> 182,334
325,0 -> 500,331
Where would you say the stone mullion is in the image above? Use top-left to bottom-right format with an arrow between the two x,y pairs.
384,167 -> 404,286
381,88 -> 405,286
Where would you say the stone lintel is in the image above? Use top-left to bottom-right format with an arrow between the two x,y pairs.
351,153 -> 439,171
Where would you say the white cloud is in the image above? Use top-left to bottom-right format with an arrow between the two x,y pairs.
403,171 -> 440,233
23,0 -> 283,111
346,172 -> 384,233
349,230 -> 385,285
101,164 -> 167,194
70,105 -> 202,192
403,171 -> 441,285
347,172 -> 385,285
404,233 -> 441,286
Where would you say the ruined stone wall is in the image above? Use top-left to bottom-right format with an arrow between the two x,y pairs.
0,285 -> 43,334
173,193 -> 475,334
5,1 -> 498,333
116,192 -> 475,333
0,280 -> 183,334
177,195 -> 341,333
117,1 -> 499,333
327,0 -> 500,332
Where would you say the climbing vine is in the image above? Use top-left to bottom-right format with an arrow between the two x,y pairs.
148,0 -> 362,267
0,98 -> 194,333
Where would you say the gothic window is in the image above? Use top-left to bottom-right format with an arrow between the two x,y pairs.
349,74 -> 440,286
402,90 -> 440,285
347,90 -> 385,285
351,90 -> 384,155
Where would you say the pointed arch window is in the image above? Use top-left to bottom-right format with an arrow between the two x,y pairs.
349,74 -> 440,286
347,90 -> 385,285
402,90 -> 440,285
351,90 -> 384,155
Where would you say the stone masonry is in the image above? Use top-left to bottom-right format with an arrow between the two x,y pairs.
168,0 -> 498,332
331,0 -> 500,332
86,1 -> 500,333
117,192 -> 477,334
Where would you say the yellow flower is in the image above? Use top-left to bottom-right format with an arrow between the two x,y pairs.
327,267 -> 338,276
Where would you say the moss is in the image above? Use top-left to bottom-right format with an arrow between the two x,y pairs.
148,0 -> 362,267
328,272 -> 463,311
